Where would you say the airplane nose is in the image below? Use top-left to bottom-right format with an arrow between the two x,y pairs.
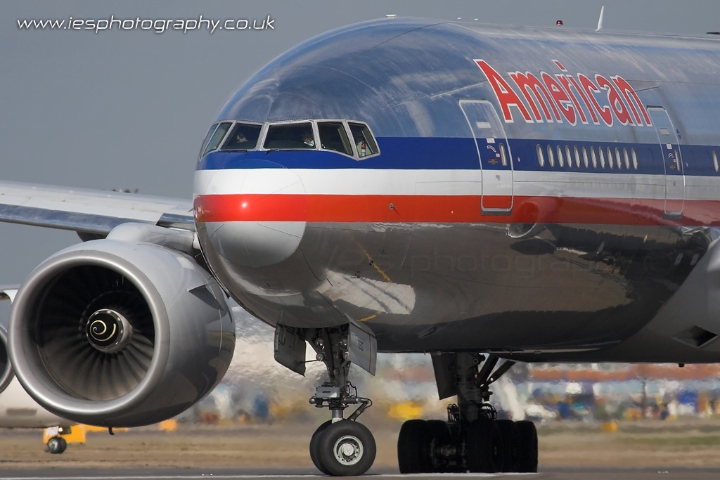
195,161 -> 306,268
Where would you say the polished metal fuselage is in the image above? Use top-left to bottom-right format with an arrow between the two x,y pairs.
195,19 -> 720,363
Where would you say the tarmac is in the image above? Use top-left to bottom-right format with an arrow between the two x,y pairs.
3,421 -> 720,479
2,468 -> 720,479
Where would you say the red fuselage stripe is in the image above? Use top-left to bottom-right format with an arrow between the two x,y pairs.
194,194 -> 719,226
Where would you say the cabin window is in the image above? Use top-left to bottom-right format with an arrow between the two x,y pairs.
622,148 -> 630,169
590,146 -> 597,168
264,122 -> 316,150
599,147 -> 606,168
202,122 -> 232,157
318,122 -> 353,156
713,150 -> 719,172
221,122 -> 262,151
607,147 -> 614,169
557,145 -> 564,167
573,146 -> 581,168
348,123 -> 379,158
565,145 -> 573,168
537,144 -> 545,167
632,148 -> 639,170
615,147 -> 622,170
547,145 -> 555,167
582,147 -> 589,168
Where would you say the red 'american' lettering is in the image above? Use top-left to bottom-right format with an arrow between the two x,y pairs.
475,59 -> 652,128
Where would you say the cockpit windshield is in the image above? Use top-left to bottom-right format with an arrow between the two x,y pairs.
202,122 -> 232,157
318,122 -> 352,156
348,123 -> 378,158
198,119 -> 379,160
199,124 -> 219,158
222,123 -> 262,151
264,122 -> 315,150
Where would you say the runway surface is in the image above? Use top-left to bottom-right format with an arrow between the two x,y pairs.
2,468 -> 720,479
4,421 -> 720,479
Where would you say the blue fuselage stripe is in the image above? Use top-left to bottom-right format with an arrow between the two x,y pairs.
197,136 -> 719,177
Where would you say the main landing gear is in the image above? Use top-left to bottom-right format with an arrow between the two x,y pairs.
307,328 -> 376,476
397,353 -> 538,473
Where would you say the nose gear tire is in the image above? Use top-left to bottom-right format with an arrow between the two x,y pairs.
310,420 -> 333,475
316,420 -> 376,476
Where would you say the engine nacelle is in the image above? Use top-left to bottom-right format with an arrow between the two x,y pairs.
0,324 -> 14,395
8,239 -> 235,427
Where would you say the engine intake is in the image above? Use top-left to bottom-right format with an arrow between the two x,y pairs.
9,239 -> 235,427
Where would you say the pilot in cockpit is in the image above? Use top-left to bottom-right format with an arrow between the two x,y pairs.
356,140 -> 367,157
302,133 -> 315,148
234,133 -> 248,145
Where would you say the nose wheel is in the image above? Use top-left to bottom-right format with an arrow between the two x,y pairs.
310,420 -> 376,476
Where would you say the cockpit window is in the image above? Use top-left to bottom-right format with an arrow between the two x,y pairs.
348,123 -> 378,158
199,124 -> 219,158
202,122 -> 232,157
222,123 -> 262,151
318,122 -> 352,156
263,122 -> 316,150
198,119 -> 378,159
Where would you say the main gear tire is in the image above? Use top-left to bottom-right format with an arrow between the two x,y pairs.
516,420 -> 538,473
466,419 -> 503,473
397,419 -> 431,473
495,419 -> 519,472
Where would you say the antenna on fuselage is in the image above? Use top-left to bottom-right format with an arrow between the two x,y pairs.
596,6 -> 605,31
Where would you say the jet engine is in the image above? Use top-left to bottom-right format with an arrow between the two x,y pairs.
8,237 -> 235,427
0,324 -> 13,395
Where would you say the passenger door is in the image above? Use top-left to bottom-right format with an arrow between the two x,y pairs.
459,100 -> 514,214
648,107 -> 685,219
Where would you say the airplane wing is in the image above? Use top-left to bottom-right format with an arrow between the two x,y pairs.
0,181 -> 194,236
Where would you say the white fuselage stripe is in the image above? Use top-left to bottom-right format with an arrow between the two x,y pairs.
194,169 -> 720,202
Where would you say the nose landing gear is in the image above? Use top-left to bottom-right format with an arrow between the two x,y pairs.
307,328 -> 376,476
397,353 -> 538,474
310,418 -> 376,476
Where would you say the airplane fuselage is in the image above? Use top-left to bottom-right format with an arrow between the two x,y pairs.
194,19 -> 720,363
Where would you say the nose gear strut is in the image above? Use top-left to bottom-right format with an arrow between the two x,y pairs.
305,327 -> 376,476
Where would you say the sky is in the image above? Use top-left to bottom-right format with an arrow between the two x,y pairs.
0,0 -> 719,284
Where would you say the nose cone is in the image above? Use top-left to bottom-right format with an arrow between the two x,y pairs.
194,161 -> 306,268
204,220 -> 305,268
